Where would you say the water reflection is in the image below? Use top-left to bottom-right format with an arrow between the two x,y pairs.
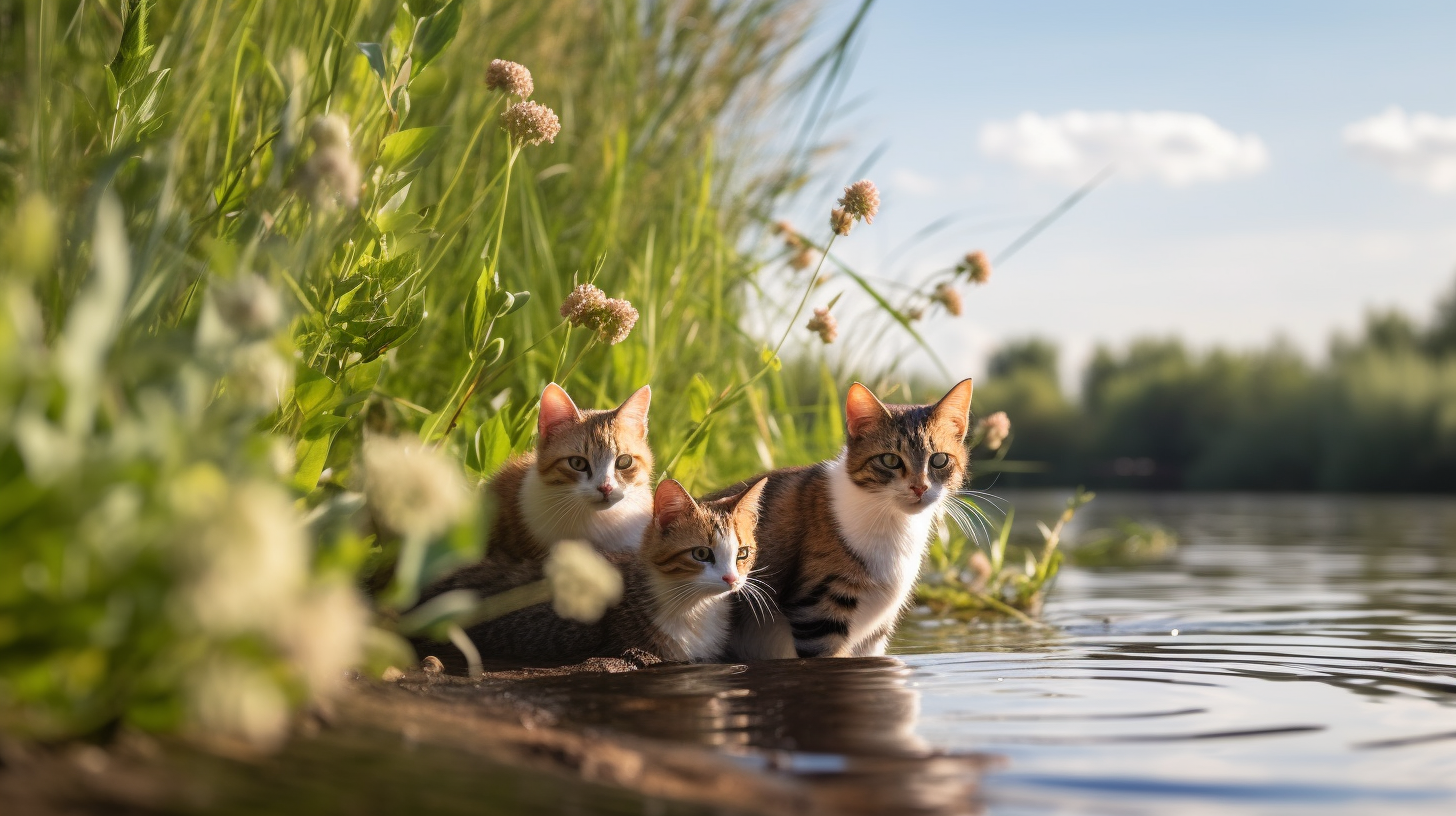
503,657 -> 996,815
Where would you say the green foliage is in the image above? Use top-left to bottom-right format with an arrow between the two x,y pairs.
920,488 -> 1095,622
1,0 -> 878,745
1069,519 -> 1177,567
976,286 -> 1456,492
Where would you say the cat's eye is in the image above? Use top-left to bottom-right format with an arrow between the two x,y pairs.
877,453 -> 903,469
691,547 -> 714,563
736,547 -> 750,561
567,456 -> 590,472
615,454 -> 633,470
929,452 -> 950,469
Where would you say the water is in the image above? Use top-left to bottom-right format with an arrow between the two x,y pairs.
501,492 -> 1456,815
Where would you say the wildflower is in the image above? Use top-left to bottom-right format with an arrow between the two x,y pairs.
829,207 -> 854,237
179,482 -> 307,635
960,250 -> 991,284
560,283 -> 639,344
300,114 -> 360,209
362,435 -> 470,539
837,179 -> 880,224
229,342 -> 292,411
932,282 -> 963,316
775,220 -> 804,251
789,247 -> 816,271
486,59 -> 534,98
904,307 -> 925,322
284,581 -> 368,700
186,656 -> 291,751
806,306 -> 838,344
502,100 -> 561,146
978,411 -> 1011,451
544,540 -> 623,623
213,274 -> 283,335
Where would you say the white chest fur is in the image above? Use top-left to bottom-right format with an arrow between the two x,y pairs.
651,594 -> 731,662
827,455 -> 940,653
519,469 -> 650,552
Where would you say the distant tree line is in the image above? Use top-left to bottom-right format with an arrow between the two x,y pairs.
975,278 -> 1456,492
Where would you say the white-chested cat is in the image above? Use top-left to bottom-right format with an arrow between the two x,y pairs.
706,379 -> 974,660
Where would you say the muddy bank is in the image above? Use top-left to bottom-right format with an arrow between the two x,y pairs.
1,657 -> 993,815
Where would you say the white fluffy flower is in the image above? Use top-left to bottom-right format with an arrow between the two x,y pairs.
180,482 -> 308,634
187,656 -> 291,750
362,435 -> 469,539
213,274 -> 283,335
284,582 -> 368,700
544,540 -> 623,623
229,342 -> 292,411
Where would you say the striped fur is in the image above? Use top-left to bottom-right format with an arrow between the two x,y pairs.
419,479 -> 767,666
711,380 -> 974,660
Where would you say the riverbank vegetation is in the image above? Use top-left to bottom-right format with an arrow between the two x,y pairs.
970,285 -> 1456,492
3,0 -> 1056,754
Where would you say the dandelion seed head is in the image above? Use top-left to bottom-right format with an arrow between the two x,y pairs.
544,540 -> 623,623
806,307 -> 838,344
486,59 -> 534,98
789,247 -> 815,271
363,435 -> 470,539
284,582 -> 368,700
503,100 -> 561,146
837,179 -> 880,224
229,343 -> 292,412
978,411 -> 1011,451
187,656 -> 290,751
933,282 -> 963,317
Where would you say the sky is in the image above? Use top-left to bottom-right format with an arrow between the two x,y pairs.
795,0 -> 1456,388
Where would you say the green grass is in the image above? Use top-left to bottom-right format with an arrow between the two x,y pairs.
0,0 -> 1072,746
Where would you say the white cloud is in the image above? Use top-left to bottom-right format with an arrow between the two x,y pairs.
979,110 -> 1269,186
1343,106 -> 1456,192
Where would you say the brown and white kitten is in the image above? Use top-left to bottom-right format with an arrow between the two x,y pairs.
485,383 -> 654,562
712,380 -> 974,660
441,478 -> 767,666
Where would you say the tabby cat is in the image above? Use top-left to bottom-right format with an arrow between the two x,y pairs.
483,382 -> 654,563
712,379 -> 974,660
433,478 -> 766,665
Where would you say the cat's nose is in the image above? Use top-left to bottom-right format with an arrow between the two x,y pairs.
910,484 -> 927,498
597,483 -> 614,497
723,574 -> 738,586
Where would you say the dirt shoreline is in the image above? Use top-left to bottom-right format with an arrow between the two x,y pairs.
1,656 -> 990,815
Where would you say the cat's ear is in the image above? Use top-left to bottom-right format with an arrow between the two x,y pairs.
538,383 -> 581,442
653,479 -> 696,530
731,478 -> 768,526
932,378 -> 975,439
845,382 -> 891,440
613,385 -> 651,439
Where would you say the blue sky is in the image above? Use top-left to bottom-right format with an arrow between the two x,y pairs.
798,0 -> 1456,385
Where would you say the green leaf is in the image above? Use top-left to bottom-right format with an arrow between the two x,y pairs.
503,291 -> 531,316
356,43 -> 387,83
377,127 -> 443,175
343,356 -> 385,396
470,411 -> 514,477
292,415 -> 349,492
110,0 -> 155,86
293,370 -> 340,418
412,1 -> 462,73
687,374 -> 713,423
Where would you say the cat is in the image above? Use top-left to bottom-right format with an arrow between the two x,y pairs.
428,478 -> 767,666
481,382 -> 654,563
709,379 -> 974,660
